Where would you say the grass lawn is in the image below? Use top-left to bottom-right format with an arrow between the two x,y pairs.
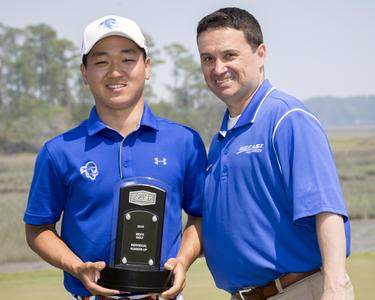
1,253 -> 374,300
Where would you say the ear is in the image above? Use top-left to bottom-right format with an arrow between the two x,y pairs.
80,64 -> 88,85
256,43 -> 267,67
144,57 -> 151,80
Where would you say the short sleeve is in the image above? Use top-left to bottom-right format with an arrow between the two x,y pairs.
273,110 -> 348,227
23,145 -> 66,225
181,132 -> 207,216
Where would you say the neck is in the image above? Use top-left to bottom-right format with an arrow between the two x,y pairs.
96,100 -> 144,137
227,78 -> 264,117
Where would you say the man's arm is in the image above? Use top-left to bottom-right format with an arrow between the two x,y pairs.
25,224 -> 120,296
161,215 -> 203,298
316,212 -> 350,300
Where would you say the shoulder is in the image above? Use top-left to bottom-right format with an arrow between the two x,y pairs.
268,89 -> 309,112
43,121 -> 88,155
263,89 -> 320,126
267,90 -> 325,146
155,116 -> 204,143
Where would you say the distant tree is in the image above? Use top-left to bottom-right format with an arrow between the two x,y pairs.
144,34 -> 164,101
0,23 -> 23,106
164,43 -> 207,109
16,24 -> 78,107
0,22 -> 223,152
0,96 -> 71,152
161,43 -> 223,144
0,23 -> 79,152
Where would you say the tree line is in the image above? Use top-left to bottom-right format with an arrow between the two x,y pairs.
0,22 -> 224,153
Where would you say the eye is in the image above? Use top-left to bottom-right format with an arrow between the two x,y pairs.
95,60 -> 108,65
201,55 -> 213,63
123,58 -> 136,63
225,52 -> 237,60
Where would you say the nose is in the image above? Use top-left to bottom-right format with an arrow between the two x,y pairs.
213,59 -> 227,75
107,62 -> 125,78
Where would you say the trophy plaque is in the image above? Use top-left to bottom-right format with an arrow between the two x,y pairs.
98,179 -> 172,293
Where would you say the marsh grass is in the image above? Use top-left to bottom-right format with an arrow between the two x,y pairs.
328,129 -> 375,219
0,254 -> 374,300
0,128 -> 374,263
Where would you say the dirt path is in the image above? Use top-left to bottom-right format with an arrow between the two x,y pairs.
1,219 -> 374,274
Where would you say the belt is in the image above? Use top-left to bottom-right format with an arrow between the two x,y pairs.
232,269 -> 320,300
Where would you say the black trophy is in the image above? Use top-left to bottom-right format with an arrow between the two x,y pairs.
98,180 -> 172,293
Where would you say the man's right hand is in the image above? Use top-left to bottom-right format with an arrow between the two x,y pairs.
25,224 -> 122,297
73,261 -> 121,296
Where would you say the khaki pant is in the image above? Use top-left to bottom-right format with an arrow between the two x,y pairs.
268,271 -> 354,300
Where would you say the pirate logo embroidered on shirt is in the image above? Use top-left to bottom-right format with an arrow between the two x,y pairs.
80,161 -> 99,181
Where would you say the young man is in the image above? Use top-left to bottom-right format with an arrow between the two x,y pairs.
24,15 -> 206,300
197,7 -> 354,300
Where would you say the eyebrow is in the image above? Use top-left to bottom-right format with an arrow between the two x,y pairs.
199,52 -> 215,59
91,48 -> 138,57
200,49 -> 239,57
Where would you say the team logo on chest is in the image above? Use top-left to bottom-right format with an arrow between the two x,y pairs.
80,161 -> 99,181
154,157 -> 167,166
236,144 -> 264,155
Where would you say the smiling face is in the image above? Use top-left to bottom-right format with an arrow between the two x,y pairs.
197,27 -> 266,116
80,35 -> 150,114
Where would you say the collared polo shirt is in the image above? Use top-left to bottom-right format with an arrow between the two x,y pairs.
203,80 -> 350,293
24,103 -> 206,296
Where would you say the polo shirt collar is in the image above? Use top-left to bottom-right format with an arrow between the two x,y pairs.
140,102 -> 159,130
218,79 -> 274,137
87,102 -> 159,136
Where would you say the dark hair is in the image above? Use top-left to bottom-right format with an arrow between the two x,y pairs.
82,54 -> 88,67
197,7 -> 263,51
82,46 -> 147,67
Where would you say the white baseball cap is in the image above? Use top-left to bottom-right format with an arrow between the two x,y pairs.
81,15 -> 148,59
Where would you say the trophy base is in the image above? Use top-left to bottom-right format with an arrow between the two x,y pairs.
98,266 -> 172,293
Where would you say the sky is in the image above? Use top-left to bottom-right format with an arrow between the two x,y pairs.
1,0 -> 375,100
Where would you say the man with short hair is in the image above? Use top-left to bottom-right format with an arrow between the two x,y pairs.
24,15 -> 206,300
197,7 -> 354,300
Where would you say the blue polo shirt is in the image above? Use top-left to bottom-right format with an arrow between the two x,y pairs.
24,103 -> 206,296
202,80 -> 350,293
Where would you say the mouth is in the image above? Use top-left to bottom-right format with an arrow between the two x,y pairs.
107,83 -> 127,91
214,76 -> 234,86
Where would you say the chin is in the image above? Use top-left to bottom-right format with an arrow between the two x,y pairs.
212,84 -> 236,95
215,90 -> 237,101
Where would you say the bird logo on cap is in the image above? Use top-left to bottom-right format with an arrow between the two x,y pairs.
99,18 -> 119,30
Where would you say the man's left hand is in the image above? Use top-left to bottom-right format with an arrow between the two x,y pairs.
161,257 -> 186,299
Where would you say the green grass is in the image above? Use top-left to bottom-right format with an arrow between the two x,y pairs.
1,254 -> 374,300
0,269 -> 68,300
329,132 -> 375,219
0,153 -> 38,263
346,253 -> 375,300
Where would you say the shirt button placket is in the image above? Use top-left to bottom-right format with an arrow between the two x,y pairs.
120,138 -> 132,179
222,147 -> 229,175
123,146 -> 133,177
